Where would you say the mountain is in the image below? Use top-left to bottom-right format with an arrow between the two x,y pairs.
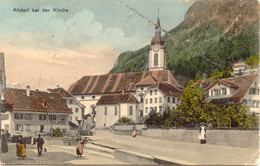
109,0 -> 259,79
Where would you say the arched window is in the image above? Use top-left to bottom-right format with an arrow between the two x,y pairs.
104,106 -> 107,115
129,106 -> 133,115
114,106 -> 117,116
154,54 -> 158,66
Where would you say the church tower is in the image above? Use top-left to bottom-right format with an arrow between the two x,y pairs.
148,17 -> 166,71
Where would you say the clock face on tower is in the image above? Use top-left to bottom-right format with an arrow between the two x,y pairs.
152,45 -> 159,52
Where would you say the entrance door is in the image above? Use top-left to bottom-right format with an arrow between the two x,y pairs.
40,125 -> 44,133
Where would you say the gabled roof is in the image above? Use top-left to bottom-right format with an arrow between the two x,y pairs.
205,73 -> 258,103
96,93 -> 138,105
68,70 -> 180,95
4,88 -> 72,114
50,87 -> 73,97
157,83 -> 182,97
135,75 -> 158,86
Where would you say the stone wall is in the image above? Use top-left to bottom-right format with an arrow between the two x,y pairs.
142,129 -> 259,148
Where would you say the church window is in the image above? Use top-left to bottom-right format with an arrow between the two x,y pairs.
154,54 -> 158,66
129,106 -> 133,115
104,106 -> 107,116
114,106 -> 117,116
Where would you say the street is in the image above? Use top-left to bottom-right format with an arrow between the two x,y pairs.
0,136 -> 127,165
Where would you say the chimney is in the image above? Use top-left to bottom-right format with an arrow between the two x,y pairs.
57,85 -> 59,88
122,89 -> 125,95
26,85 -> 30,97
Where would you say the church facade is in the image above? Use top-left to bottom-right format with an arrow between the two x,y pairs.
67,17 -> 182,129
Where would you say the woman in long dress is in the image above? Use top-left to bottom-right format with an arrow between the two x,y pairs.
76,138 -> 84,157
16,137 -> 26,159
132,125 -> 137,137
199,123 -> 206,144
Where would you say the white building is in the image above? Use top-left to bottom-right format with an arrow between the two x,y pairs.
50,87 -> 85,129
96,93 -> 138,129
205,73 -> 260,114
1,86 -> 72,136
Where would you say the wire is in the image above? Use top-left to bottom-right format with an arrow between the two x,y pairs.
116,0 -> 225,69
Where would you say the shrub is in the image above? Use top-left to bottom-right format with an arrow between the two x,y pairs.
53,128 -> 63,137
119,117 -> 132,124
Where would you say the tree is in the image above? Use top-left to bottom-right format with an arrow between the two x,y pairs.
245,54 -> 259,69
144,110 -> 163,128
177,80 -> 211,127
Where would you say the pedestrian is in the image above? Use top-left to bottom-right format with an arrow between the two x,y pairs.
132,125 -> 137,137
35,134 -> 44,156
199,123 -> 206,144
16,136 -> 26,160
76,138 -> 84,157
1,130 -> 8,153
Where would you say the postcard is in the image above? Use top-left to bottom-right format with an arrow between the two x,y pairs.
0,0 -> 259,165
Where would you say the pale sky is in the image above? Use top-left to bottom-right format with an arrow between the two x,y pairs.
0,0 -> 191,90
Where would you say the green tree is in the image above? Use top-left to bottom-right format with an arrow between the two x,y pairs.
177,80 -> 210,127
245,54 -> 259,69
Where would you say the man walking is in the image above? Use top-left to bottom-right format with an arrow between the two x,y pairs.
35,134 -> 44,156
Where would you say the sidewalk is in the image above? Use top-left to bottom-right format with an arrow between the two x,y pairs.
89,130 -> 259,165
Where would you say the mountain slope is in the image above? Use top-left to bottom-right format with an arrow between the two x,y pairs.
109,0 -> 259,79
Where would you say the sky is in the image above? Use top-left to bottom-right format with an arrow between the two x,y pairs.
0,0 -> 191,91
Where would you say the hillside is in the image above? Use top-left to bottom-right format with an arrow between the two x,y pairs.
109,0 -> 259,79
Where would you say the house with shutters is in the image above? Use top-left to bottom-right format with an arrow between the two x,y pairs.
1,86 -> 72,136
205,73 -> 260,114
67,17 -> 183,129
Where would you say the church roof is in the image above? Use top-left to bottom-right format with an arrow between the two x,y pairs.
151,35 -> 164,45
155,17 -> 161,29
135,75 -> 158,86
157,83 -> 182,97
68,70 -> 180,95
96,93 -> 138,105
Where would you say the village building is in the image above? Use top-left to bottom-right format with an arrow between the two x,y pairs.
67,17 -> 182,129
1,86 -> 72,136
205,73 -> 260,114
50,87 -> 85,130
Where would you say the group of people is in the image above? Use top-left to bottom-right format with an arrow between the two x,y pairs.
16,134 -> 45,159
14,124 -> 205,160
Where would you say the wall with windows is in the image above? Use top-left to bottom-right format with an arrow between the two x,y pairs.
65,97 -> 84,125
2,111 -> 70,136
95,103 -> 138,129
74,94 -> 101,116
206,84 -> 233,99
242,78 -> 260,114
143,87 -> 180,116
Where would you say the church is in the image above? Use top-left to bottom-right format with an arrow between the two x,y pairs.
68,17 -> 182,129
